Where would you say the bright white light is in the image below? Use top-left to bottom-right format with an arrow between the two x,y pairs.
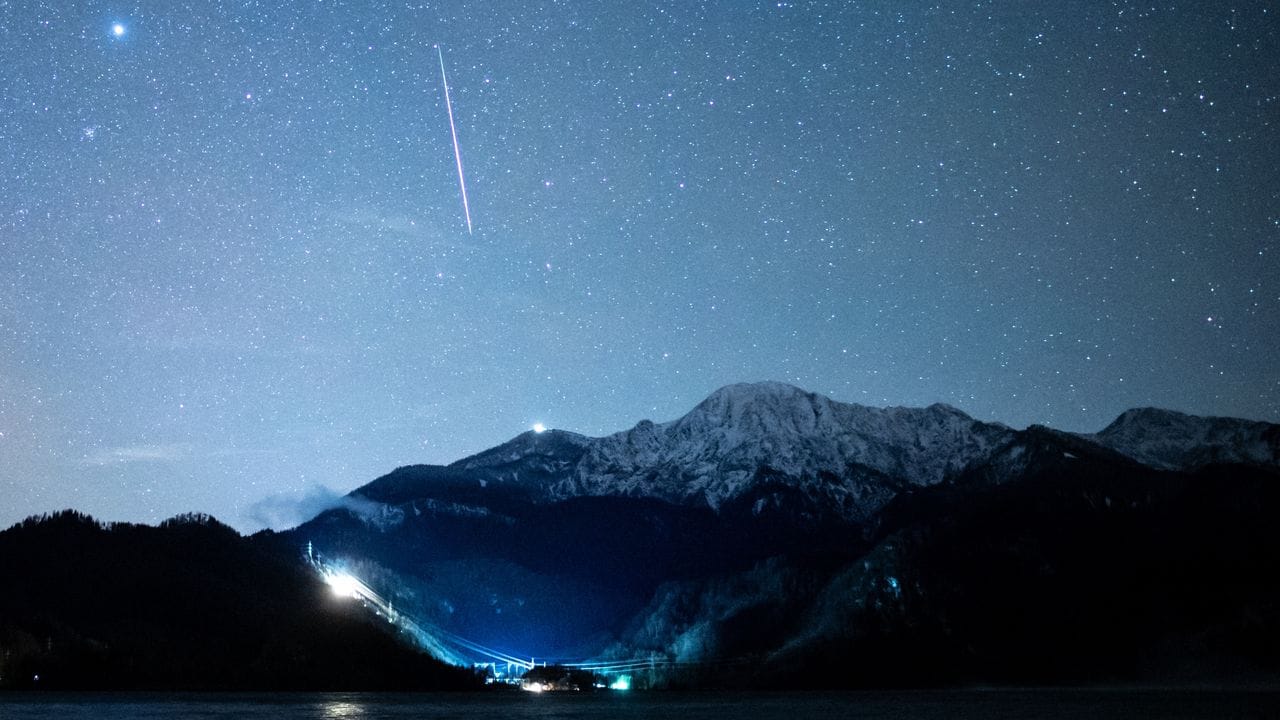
532,423 -> 546,433
325,572 -> 361,599
112,23 -> 125,37
610,675 -> 631,691
523,682 -> 545,693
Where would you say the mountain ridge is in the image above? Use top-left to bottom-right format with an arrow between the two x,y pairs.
355,382 -> 1278,523
1088,405 -> 1280,471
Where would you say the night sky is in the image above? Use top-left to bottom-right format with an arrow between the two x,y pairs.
2,2 -> 1277,531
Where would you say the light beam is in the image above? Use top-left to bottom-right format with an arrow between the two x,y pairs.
437,44 -> 473,235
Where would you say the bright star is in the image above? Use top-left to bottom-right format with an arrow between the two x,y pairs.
112,23 -> 126,37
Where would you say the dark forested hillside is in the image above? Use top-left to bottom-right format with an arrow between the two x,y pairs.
0,511 -> 479,690
755,455 -> 1280,687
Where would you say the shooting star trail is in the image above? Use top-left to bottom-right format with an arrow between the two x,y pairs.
437,44 -> 473,235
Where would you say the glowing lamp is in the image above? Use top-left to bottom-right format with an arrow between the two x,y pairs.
326,573 -> 361,599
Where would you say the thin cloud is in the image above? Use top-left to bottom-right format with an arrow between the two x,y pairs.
79,443 -> 195,467
244,484 -> 387,531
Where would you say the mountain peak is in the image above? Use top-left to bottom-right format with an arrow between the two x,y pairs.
559,383 -> 1014,516
685,382 -> 820,421
682,382 -> 829,433
1092,407 -> 1279,471
452,428 -> 592,472
700,381 -> 813,403
924,401 -> 968,417
1102,406 -> 1196,431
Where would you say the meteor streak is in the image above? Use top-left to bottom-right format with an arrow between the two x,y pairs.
437,44 -> 473,234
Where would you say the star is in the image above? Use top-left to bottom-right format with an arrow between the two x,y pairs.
0,0 -> 1276,533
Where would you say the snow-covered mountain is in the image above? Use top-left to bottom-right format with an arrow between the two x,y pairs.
553,382 -> 1015,517
1089,407 -> 1280,471
358,382 -> 1278,524
353,381 -> 1280,527
417,382 -> 1015,522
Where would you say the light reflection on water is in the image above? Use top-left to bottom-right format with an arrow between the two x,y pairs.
318,700 -> 366,719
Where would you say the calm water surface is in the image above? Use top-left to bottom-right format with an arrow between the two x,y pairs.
1,689 -> 1278,719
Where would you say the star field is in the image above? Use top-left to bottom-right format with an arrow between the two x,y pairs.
2,1 -> 1278,530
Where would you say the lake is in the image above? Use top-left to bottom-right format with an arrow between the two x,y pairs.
1,688 -> 1277,719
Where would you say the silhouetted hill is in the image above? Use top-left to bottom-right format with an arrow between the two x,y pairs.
0,511 -> 479,690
